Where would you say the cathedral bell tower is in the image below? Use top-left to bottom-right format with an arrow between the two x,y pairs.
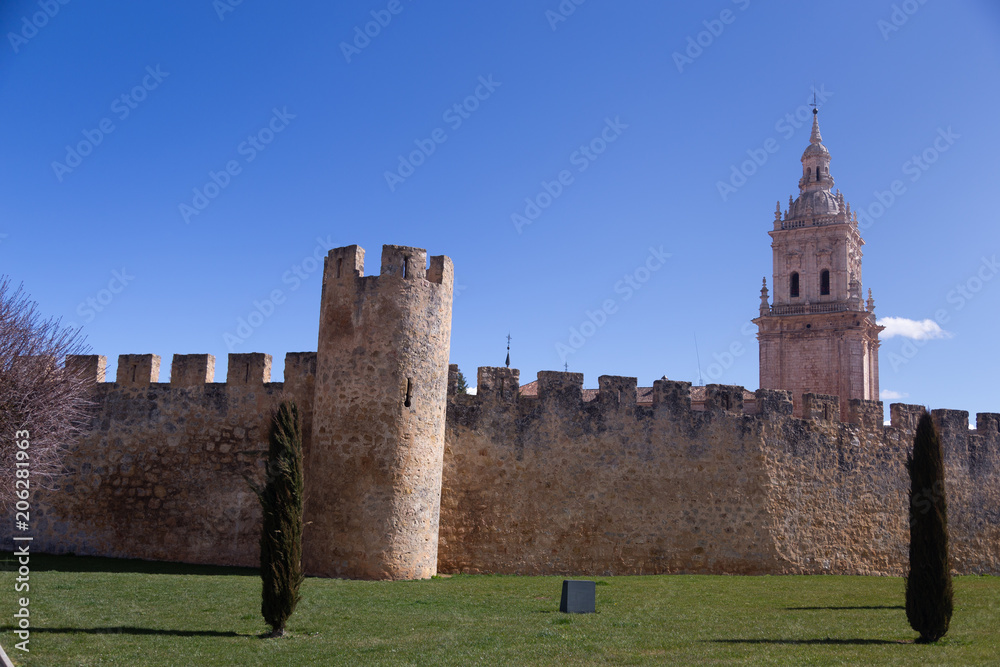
753,109 -> 883,420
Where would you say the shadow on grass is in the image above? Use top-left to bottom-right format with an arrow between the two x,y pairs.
785,605 -> 905,611
0,625 -> 252,638
707,638 -> 909,646
0,552 -> 257,577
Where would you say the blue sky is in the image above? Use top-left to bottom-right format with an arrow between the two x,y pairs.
2,1 -> 999,422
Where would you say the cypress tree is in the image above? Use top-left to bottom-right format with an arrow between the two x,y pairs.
253,401 -> 304,638
455,370 -> 469,394
905,411 -> 953,643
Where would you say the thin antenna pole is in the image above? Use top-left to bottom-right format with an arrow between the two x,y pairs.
694,334 -> 704,386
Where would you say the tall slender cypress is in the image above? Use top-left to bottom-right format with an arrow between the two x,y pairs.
254,401 -> 304,638
905,411 -> 953,643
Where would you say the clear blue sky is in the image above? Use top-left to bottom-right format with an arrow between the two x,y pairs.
2,1 -> 999,422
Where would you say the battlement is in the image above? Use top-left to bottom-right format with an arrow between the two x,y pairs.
704,384 -> 744,415
598,375 -> 637,413
59,352 -> 319,387
802,393 -> 840,422
65,354 -> 106,383
227,353 -> 271,385
116,354 -> 161,386
452,366 -> 997,450
454,367 -> 883,427
322,244 -> 453,292
171,354 -> 214,386
475,366 -> 519,402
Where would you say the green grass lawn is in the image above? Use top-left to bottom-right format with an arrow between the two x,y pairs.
0,554 -> 997,666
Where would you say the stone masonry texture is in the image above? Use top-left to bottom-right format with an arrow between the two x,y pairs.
303,245 -> 454,580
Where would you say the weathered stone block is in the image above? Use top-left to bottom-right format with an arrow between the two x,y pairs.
427,255 -> 453,286
117,354 -> 160,386
227,353 -> 271,385
170,354 -> 214,386
890,403 -> 925,433
653,379 -> 691,415
476,366 -> 519,402
705,384 -> 744,414
756,388 -> 793,417
598,375 -> 637,413
66,355 -> 106,383
933,408 -> 970,467
284,352 -> 316,383
802,393 -> 839,422
381,244 -> 426,280
537,371 -> 583,411
848,398 -> 883,428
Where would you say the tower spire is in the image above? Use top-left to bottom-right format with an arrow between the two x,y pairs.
809,107 -> 823,145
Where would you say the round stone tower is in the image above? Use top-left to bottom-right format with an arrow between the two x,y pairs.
303,244 -> 454,580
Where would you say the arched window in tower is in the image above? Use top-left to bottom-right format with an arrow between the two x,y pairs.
790,272 -> 800,298
820,270 -> 830,296
816,166 -> 821,180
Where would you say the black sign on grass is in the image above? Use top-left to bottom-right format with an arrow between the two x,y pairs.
559,580 -> 596,613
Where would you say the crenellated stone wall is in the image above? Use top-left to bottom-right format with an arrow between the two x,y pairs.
439,369 -> 1000,576
1,352 -> 316,569
6,360 -> 999,577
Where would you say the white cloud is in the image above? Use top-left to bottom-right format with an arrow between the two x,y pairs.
466,387 -> 477,395
880,389 -> 909,400
878,317 -> 953,341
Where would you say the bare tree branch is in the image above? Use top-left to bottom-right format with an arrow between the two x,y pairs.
0,276 -> 94,512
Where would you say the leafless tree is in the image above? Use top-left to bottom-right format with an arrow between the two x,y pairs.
0,277 -> 94,512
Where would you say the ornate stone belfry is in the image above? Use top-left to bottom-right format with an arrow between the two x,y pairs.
753,109 -> 883,419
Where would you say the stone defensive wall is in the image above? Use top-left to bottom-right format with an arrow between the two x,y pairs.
439,367 -> 1000,576
1,351 -> 316,569
5,357 -> 998,577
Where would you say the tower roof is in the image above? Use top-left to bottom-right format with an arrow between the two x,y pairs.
802,110 -> 830,160
785,108 -> 840,222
